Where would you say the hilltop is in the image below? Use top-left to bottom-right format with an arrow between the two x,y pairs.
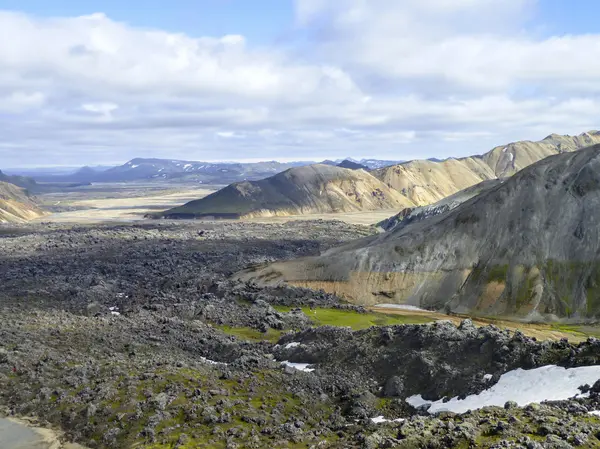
157,164 -> 413,219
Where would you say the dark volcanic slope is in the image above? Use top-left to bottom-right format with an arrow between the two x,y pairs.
241,144 -> 600,320
159,164 -> 413,219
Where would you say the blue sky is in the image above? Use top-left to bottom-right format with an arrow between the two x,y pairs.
0,0 -> 296,43
0,0 -> 600,166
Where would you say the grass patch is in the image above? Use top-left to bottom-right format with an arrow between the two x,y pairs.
275,306 -> 434,330
215,325 -> 283,342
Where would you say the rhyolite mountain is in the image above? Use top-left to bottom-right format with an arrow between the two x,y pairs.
239,144 -> 600,320
0,180 -> 45,223
157,164 -> 413,219
372,131 -> 600,206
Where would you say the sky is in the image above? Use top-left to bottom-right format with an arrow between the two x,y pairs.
1,0 -> 600,166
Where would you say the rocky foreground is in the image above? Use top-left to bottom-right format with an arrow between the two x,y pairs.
1,220 -> 600,448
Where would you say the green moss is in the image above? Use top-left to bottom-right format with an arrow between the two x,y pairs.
215,325 -> 283,342
274,306 -> 434,329
487,264 -> 509,283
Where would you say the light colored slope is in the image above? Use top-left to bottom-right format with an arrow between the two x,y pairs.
162,164 -> 415,219
0,181 -> 45,223
374,131 -> 600,206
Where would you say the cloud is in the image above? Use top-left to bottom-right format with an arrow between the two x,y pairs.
0,4 -> 599,166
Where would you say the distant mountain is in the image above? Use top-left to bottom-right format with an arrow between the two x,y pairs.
32,158 -> 317,185
239,144 -> 600,319
0,180 -> 45,223
156,164 -> 413,219
0,170 -> 38,191
359,159 -> 405,169
337,159 -> 369,170
372,131 -> 600,207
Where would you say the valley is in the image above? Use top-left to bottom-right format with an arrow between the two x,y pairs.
3,133 -> 600,449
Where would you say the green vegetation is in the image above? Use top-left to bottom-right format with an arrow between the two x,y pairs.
215,325 -> 283,343
274,306 -> 434,329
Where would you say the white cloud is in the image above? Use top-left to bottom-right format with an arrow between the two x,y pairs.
0,4 -> 599,166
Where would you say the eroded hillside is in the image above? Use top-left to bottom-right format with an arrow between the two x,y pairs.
0,181 -> 45,223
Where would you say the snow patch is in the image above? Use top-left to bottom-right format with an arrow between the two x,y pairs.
285,342 -> 301,349
508,153 -> 514,162
589,410 -> 600,417
183,164 -> 192,170
370,416 -> 405,424
200,357 -> 225,365
407,365 -> 600,414
281,361 -> 314,372
130,164 -> 139,169
483,374 -> 493,382
374,304 -> 432,312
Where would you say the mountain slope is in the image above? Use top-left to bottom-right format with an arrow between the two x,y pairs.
0,181 -> 45,223
377,179 -> 504,232
239,144 -> 600,320
158,164 -> 414,219
373,131 -> 600,206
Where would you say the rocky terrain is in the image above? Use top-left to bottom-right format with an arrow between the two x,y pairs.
372,131 -> 600,207
241,144 -> 600,320
157,164 -> 413,219
0,180 -> 46,223
2,218 -> 600,448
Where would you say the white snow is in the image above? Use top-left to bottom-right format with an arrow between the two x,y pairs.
407,365 -> 600,414
483,374 -> 493,381
370,416 -> 405,424
109,306 -> 121,316
589,410 -> 600,417
281,361 -> 315,372
502,147 -> 507,153
183,164 -> 192,170
374,304 -> 432,312
508,153 -> 514,162
285,342 -> 301,349
200,357 -> 225,365
130,164 -> 139,169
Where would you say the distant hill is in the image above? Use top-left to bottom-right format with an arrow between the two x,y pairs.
0,181 -> 45,223
156,164 -> 413,219
0,170 -> 38,191
372,131 -> 600,206
239,144 -> 600,320
337,159 -> 369,170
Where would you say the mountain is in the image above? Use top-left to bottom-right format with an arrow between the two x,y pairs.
157,164 -> 414,219
239,144 -> 600,320
0,170 -> 38,191
0,181 -> 45,223
337,159 -> 369,170
372,131 -> 600,206
377,179 -> 504,231
359,159 -> 405,169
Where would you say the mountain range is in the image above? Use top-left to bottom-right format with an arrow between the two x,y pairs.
159,131 -> 600,220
